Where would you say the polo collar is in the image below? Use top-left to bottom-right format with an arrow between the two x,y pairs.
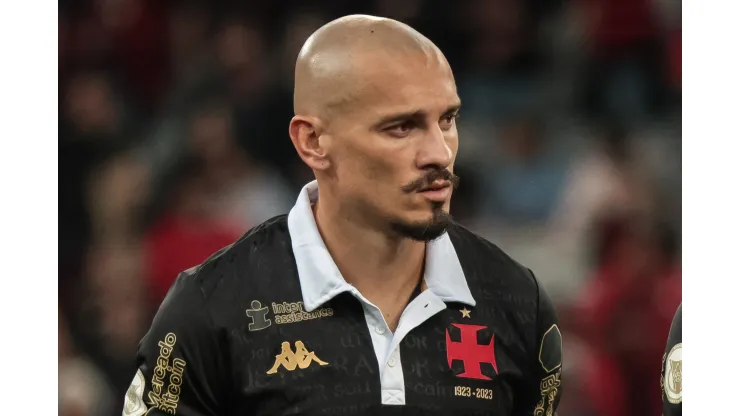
287,181 -> 476,312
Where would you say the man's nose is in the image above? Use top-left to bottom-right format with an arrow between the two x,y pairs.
416,126 -> 453,170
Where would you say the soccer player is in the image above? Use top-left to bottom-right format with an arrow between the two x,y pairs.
123,15 -> 563,416
661,303 -> 682,415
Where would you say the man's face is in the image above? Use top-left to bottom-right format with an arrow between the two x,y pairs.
324,52 -> 461,241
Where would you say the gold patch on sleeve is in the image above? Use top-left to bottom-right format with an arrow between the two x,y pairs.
534,371 -> 561,416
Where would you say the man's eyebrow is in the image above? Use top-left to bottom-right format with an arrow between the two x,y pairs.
441,103 -> 462,117
374,102 -> 462,127
375,110 -> 426,127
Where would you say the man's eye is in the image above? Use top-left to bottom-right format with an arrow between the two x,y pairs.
442,113 -> 459,124
388,121 -> 414,136
440,113 -> 459,128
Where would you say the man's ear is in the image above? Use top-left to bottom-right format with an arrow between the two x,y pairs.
289,115 -> 331,171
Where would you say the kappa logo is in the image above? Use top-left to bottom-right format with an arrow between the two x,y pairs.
266,341 -> 329,374
446,324 -> 498,380
246,300 -> 272,331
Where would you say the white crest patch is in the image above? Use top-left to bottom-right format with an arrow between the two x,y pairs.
664,343 -> 682,404
122,369 -> 149,416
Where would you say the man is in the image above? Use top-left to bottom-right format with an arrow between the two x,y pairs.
123,15 -> 563,416
661,303 -> 682,416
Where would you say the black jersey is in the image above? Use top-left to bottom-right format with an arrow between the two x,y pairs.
123,182 -> 563,416
661,303 -> 682,416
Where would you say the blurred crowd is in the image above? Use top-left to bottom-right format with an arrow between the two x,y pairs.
58,0 -> 681,415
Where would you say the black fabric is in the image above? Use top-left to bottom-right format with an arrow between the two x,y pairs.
128,216 -> 562,415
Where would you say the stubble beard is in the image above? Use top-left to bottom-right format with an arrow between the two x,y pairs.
389,200 -> 454,242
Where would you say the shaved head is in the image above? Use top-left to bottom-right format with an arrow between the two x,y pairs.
289,15 -> 461,242
294,15 -> 450,120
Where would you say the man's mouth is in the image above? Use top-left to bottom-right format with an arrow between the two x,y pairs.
417,180 -> 452,202
418,180 -> 451,192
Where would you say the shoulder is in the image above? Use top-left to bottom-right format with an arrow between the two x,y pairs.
162,215 -> 295,325
193,214 -> 291,285
670,303 -> 682,334
446,223 -> 540,296
664,303 -> 682,361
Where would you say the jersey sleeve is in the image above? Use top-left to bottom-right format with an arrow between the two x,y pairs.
661,303 -> 682,416
516,270 -> 564,416
122,271 -> 231,416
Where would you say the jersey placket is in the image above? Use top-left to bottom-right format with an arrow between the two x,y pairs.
349,286 -> 447,405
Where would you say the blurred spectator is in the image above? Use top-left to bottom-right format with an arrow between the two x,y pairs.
98,0 -> 170,110
550,121 -> 652,242
73,241 -> 149,408
143,98 -> 293,305
59,353 -> 115,416
85,242 -> 148,357
653,0 -> 681,90
143,155 -> 242,306
630,120 -> 681,227
59,309 -> 115,416
87,151 -> 151,242
64,72 -> 118,135
568,215 -> 681,416
477,115 -> 570,224
456,0 -> 544,127
167,1 -> 213,83
60,9 -> 111,69
578,0 -> 668,126
215,18 -> 304,183
465,0 -> 535,72
185,99 -> 295,228
59,67 -> 134,309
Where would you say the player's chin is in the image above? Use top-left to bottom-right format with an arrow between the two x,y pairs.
392,213 -> 453,241
408,195 -> 451,213
406,202 -> 449,219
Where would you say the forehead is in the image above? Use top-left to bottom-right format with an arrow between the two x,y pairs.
351,52 -> 459,118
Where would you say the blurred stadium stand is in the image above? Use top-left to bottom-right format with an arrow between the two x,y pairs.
58,1 -> 681,415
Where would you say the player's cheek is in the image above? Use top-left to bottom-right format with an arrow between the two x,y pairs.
446,132 -> 459,158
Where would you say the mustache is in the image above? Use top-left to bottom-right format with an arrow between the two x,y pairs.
401,169 -> 460,193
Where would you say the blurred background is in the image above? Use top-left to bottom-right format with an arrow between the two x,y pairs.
58,0 -> 681,415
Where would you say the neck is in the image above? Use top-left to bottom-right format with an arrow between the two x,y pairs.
313,193 -> 426,305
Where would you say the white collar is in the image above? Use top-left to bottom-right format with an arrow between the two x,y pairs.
287,180 -> 476,312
